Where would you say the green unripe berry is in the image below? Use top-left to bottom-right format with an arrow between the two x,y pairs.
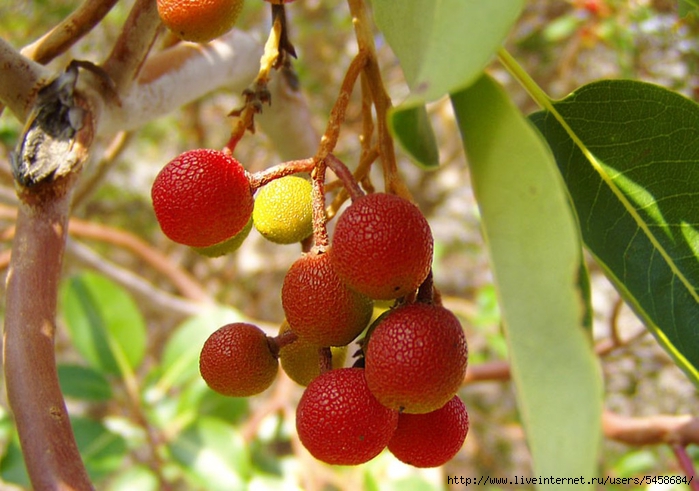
253,176 -> 313,244
192,217 -> 253,257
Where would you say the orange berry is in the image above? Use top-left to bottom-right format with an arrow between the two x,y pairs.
151,149 -> 253,248
364,303 -> 468,413
282,248 -> 373,347
157,0 -> 246,43
330,193 -> 433,300
296,368 -> 398,465
199,323 -> 278,397
388,395 -> 469,468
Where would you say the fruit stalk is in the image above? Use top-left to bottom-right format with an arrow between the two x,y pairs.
324,154 -> 364,201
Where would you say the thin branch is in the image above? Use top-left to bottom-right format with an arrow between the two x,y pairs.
672,444 -> 699,490
603,411 -> 699,446
21,0 -> 119,65
66,239 -> 206,318
102,0 -> 162,94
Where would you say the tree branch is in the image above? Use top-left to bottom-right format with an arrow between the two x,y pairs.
0,37 -> 51,120
21,0 -> 119,65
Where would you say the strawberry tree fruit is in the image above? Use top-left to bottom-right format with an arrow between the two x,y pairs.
278,321 -> 347,386
151,149 -> 253,248
282,248 -> 373,347
157,0 -> 246,43
330,193 -> 434,300
388,395 -> 469,468
252,175 -> 313,244
199,322 -> 278,397
193,216 -> 253,257
296,368 -> 398,465
364,303 -> 468,413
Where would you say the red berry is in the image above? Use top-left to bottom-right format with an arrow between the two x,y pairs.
388,395 -> 469,468
282,248 -> 373,347
151,149 -> 253,248
296,368 -> 398,465
199,323 -> 278,397
364,303 -> 467,413
330,193 -> 433,300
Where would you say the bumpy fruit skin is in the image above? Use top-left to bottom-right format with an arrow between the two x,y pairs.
193,216 -> 253,257
364,303 -> 467,413
199,323 -> 278,397
252,176 -> 313,244
296,368 -> 398,465
330,193 -> 433,300
151,149 -> 253,248
388,395 -> 469,468
157,0 -> 245,43
282,249 -> 373,347
278,321 -> 347,386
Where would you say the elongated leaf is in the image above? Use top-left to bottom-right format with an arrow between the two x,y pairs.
372,0 -> 524,107
58,364 -> 113,401
170,416 -> 250,491
530,80 -> 699,385
61,272 -> 147,375
389,105 -> 439,169
452,75 -> 602,488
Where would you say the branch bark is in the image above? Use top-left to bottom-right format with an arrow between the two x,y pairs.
4,180 -> 94,491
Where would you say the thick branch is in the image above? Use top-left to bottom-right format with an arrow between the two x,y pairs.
100,30 -> 261,135
0,37 -> 51,120
4,182 -> 93,490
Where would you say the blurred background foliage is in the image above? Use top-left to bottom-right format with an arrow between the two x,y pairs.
0,0 -> 698,489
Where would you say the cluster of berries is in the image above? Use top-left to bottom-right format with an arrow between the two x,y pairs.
151,148 -> 469,468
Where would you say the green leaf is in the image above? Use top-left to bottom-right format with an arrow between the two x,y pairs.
169,416 -> 251,491
372,0 -> 524,107
0,417 -> 127,486
530,80 -> 699,385
452,75 -> 602,488
388,105 -> 439,169
58,364 -> 113,401
679,0 -> 699,17
72,417 -> 128,482
106,465 -> 159,491
61,272 -> 146,375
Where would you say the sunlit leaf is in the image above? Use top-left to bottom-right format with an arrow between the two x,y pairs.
169,416 -> 251,491
452,74 -> 602,488
372,0 -> 524,107
61,272 -> 146,375
530,80 -> 699,386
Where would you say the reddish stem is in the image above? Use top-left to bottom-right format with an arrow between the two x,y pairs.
324,154 -> 365,201
311,160 -> 329,248
318,347 -> 333,374
247,158 -> 315,191
673,444 -> 699,490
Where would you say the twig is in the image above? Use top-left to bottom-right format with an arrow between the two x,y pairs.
66,239 -> 206,318
672,444 -> 699,490
102,0 -> 162,93
21,0 -> 119,65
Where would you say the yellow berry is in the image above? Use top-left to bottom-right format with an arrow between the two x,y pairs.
253,176 -> 313,244
278,321 -> 347,386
